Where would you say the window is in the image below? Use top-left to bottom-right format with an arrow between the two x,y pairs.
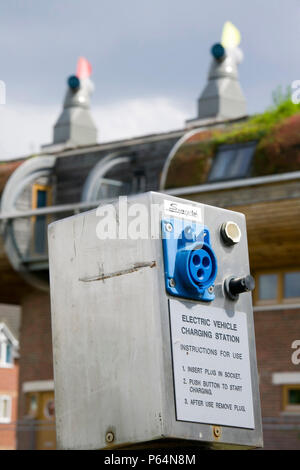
31,184 -> 52,255
258,274 -> 278,302
0,395 -> 12,423
208,141 -> 256,182
282,385 -> 300,413
5,342 -> 12,364
284,272 -> 300,299
0,325 -> 17,367
97,177 -> 130,200
27,394 -> 38,418
0,338 -> 13,367
82,154 -> 135,203
255,270 -> 300,306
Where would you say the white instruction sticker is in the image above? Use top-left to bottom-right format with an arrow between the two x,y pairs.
169,299 -> 255,429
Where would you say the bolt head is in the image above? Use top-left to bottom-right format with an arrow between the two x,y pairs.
213,426 -> 222,439
105,431 -> 114,443
208,285 -> 214,294
220,221 -> 241,246
165,222 -> 173,232
169,278 -> 176,288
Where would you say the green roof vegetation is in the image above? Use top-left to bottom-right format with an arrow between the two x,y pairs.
165,93 -> 300,189
214,94 -> 300,146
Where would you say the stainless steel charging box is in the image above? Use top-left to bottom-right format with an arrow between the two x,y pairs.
48,192 -> 263,449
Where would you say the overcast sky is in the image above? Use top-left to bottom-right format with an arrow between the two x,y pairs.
0,0 -> 299,159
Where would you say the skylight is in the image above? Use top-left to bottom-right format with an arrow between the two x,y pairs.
208,141 -> 256,182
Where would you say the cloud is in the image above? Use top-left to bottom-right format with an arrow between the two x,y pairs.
0,97 -> 191,160
94,97 -> 191,143
0,104 -> 56,159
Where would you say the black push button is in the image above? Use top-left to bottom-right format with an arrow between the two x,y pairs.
225,275 -> 255,301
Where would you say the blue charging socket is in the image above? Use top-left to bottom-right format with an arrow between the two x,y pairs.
162,218 -> 217,302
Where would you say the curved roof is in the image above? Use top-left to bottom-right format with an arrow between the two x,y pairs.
163,100 -> 300,189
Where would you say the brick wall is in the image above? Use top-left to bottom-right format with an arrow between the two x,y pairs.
15,289 -> 300,449
254,307 -> 300,449
18,290 -> 53,419
0,361 -> 19,449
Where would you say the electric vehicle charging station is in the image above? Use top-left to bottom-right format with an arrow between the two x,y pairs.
48,192 -> 263,449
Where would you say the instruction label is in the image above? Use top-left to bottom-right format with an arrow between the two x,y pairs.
169,299 -> 254,429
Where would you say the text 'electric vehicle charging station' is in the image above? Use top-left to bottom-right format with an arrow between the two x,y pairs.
48,192 -> 263,449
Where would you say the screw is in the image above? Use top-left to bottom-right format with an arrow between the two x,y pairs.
208,285 -> 214,294
165,222 -> 173,232
169,278 -> 176,288
105,431 -> 114,443
213,426 -> 221,439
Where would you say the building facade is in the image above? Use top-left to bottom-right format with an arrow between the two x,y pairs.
0,34 -> 299,449
0,305 -> 20,450
161,117 -> 300,449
